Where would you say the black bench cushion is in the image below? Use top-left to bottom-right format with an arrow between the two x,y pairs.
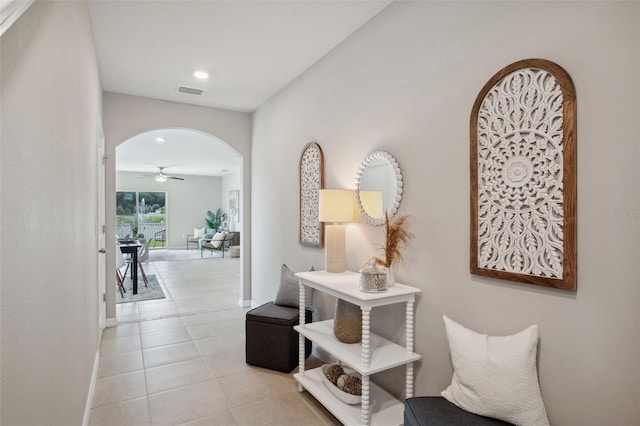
404,397 -> 513,426
246,301 -> 302,326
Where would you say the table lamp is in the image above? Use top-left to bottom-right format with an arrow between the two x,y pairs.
318,189 -> 354,273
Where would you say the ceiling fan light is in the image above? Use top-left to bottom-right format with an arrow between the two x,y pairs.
155,175 -> 167,182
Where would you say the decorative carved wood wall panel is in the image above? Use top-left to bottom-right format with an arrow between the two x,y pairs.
299,142 -> 325,248
470,59 -> 577,290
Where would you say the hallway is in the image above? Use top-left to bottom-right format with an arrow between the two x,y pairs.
91,256 -> 339,425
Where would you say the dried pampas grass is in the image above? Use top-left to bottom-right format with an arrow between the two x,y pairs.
375,213 -> 414,268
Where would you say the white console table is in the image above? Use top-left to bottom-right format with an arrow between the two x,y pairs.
294,270 -> 421,426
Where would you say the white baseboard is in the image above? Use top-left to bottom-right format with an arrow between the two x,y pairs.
238,298 -> 252,308
105,317 -> 117,327
83,346 -> 101,426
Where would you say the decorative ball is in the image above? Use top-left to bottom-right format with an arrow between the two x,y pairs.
336,374 -> 350,390
342,376 -> 362,396
325,364 -> 344,385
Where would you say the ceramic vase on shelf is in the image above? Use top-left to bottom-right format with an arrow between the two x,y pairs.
333,299 -> 362,343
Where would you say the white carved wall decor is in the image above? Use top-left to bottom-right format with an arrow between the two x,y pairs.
470,59 -> 577,290
299,142 -> 325,248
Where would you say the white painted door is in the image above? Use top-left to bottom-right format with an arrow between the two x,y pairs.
96,116 -> 107,330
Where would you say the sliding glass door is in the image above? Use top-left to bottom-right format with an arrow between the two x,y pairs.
116,191 -> 166,242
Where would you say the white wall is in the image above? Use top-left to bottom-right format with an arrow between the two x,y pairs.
0,2 -> 103,424
103,93 -> 252,319
251,2 -> 640,424
117,171 -> 223,248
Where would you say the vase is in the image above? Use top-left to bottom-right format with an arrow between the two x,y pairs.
387,264 -> 397,286
333,299 -> 362,343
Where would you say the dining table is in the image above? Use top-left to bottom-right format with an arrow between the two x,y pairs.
118,240 -> 142,294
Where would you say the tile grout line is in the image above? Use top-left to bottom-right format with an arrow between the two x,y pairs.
138,322 -> 153,425
93,257 -> 245,425
200,346 -> 239,425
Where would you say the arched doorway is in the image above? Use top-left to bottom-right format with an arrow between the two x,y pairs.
109,127 -> 245,322
101,93 -> 253,326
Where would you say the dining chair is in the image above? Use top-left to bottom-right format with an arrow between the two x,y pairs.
151,229 -> 166,248
115,243 -> 126,298
123,239 -> 149,287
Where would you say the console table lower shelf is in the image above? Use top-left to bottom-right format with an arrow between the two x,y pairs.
294,367 -> 404,426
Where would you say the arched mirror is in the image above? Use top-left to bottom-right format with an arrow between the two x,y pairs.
355,151 -> 403,225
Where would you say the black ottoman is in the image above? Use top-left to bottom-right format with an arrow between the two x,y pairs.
245,302 -> 312,373
404,397 -> 513,426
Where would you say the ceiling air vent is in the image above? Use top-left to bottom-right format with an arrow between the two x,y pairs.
177,86 -> 205,96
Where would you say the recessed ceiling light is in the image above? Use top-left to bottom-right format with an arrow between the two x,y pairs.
155,137 -> 166,143
193,70 -> 209,80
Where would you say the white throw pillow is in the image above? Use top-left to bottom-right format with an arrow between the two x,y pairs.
210,232 -> 225,248
441,316 -> 549,426
193,227 -> 205,239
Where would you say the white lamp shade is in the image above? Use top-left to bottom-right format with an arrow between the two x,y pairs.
319,190 -> 354,223
359,190 -> 383,219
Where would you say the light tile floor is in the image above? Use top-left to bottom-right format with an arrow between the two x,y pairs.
91,253 -> 340,426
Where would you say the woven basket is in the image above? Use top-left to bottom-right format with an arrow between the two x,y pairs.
359,270 -> 388,293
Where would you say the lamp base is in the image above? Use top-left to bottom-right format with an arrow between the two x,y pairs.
325,224 -> 346,273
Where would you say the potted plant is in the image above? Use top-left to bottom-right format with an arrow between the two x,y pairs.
206,208 -> 226,232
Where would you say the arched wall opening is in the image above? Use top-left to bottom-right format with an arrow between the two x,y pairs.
111,127 -> 244,320
103,92 -> 253,322
116,128 -> 241,246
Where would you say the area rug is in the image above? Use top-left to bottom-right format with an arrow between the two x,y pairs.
149,249 -> 222,262
117,274 -> 166,303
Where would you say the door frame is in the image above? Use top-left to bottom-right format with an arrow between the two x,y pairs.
96,115 -> 107,330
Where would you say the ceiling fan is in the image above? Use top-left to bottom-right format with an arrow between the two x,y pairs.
141,166 -> 184,182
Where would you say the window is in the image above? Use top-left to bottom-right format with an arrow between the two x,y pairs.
116,191 -> 166,240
